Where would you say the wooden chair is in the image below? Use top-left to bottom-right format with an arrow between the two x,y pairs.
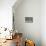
13,33 -> 23,46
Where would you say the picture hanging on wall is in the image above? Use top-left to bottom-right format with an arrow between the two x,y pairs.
25,17 -> 33,23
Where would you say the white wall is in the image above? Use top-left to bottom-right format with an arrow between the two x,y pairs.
13,0 -> 41,46
0,0 -> 16,30
41,0 -> 46,46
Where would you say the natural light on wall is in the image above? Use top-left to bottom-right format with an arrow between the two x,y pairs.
0,0 -> 16,30
0,8 -> 12,30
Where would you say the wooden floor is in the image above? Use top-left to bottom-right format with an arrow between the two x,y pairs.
0,39 -> 16,46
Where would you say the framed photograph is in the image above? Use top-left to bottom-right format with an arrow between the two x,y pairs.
25,17 -> 33,23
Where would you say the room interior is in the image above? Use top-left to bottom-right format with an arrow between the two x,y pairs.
0,0 -> 46,46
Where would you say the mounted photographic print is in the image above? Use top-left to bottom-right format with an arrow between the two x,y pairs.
25,17 -> 33,23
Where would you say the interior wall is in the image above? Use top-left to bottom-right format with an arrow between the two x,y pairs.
13,0 -> 41,46
0,0 -> 16,30
41,0 -> 46,46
